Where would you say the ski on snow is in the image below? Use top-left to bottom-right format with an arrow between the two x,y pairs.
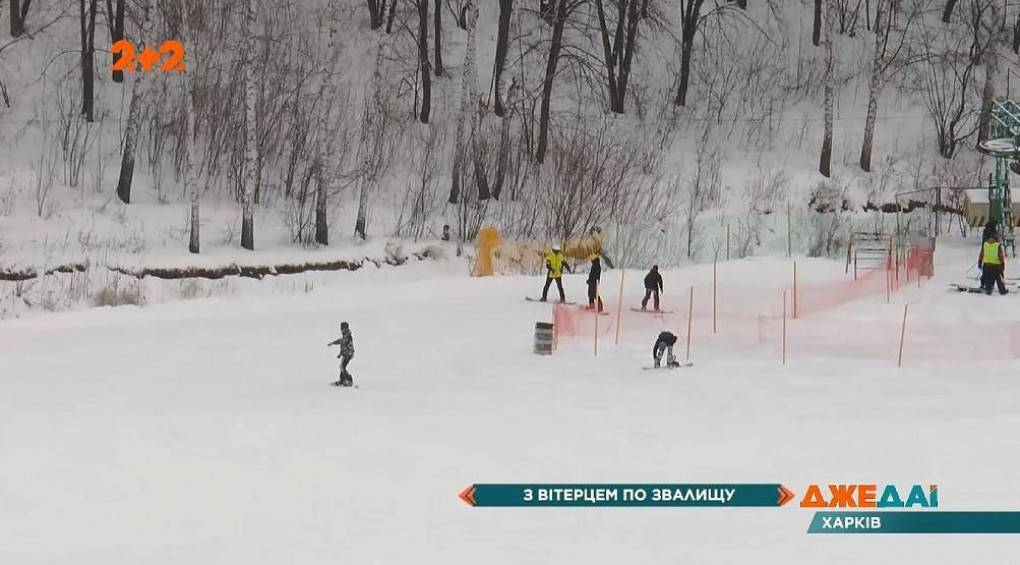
949,283 -> 1014,295
629,308 -> 675,314
525,297 -> 577,305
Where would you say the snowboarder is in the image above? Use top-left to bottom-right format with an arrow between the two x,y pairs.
641,265 -> 663,311
979,232 -> 1008,295
653,331 -> 680,368
327,321 -> 355,386
540,245 -> 570,302
586,254 -> 604,312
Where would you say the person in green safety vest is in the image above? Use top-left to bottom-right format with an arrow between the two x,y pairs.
978,232 -> 1008,295
540,245 -> 571,302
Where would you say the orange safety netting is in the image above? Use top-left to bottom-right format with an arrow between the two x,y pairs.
546,244 -> 1018,366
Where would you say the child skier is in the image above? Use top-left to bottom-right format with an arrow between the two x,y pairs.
327,321 -> 355,386
641,265 -> 663,311
540,245 -> 570,302
652,331 -> 680,368
586,255 -> 604,312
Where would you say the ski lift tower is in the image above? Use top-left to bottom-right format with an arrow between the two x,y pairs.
975,99 -> 1020,257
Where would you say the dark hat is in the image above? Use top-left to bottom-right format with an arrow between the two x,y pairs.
340,321 -> 349,330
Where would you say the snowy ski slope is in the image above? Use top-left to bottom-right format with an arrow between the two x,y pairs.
2,244 -> 1020,563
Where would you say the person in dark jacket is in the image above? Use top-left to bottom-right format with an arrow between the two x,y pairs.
641,265 -> 663,311
327,321 -> 355,386
653,331 -> 680,368
586,255 -> 604,312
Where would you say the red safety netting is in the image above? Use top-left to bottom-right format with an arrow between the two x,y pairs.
547,244 -> 1019,366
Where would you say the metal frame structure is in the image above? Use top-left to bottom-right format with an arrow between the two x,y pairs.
979,99 -> 1020,256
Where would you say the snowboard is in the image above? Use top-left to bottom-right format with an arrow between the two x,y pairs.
579,308 -> 611,316
525,297 -> 577,305
630,308 -> 675,314
330,381 -> 358,388
642,361 -> 693,370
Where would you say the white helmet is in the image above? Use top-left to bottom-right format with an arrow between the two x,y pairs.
552,245 -> 561,252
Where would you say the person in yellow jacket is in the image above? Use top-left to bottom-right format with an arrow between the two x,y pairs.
978,232 -> 1008,295
540,245 -> 571,301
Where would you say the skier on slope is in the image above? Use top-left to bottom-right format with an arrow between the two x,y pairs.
585,254 -> 604,312
978,232 -> 1009,295
540,245 -> 571,302
653,331 -> 681,368
641,265 -> 664,311
327,321 -> 355,387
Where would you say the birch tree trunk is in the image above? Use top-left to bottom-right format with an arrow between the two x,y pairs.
820,0 -> 835,178
978,3 -> 1001,145
355,42 -> 386,240
184,2 -> 200,253
315,1 -> 342,245
466,1 -> 490,200
241,0 -> 259,250
448,9 -> 473,204
860,0 -> 887,172
115,0 -> 150,204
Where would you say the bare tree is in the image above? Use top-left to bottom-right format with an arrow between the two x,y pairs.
492,0 -> 512,116
311,0 -> 344,245
674,0 -> 745,107
386,0 -> 398,33
368,0 -> 384,29
241,0 -> 260,249
860,0 -> 919,171
813,0 -> 822,46
80,0 -> 98,122
1013,14 -> 1020,55
913,31 -> 981,158
594,0 -> 643,113
108,0 -> 125,83
414,0 -> 432,123
115,0 -> 151,204
434,0 -> 445,75
9,0 -> 32,37
183,0 -> 200,253
942,0 -> 958,23
355,41 -> 398,240
974,0 -> 1003,145
820,0 -> 835,177
537,0 -> 584,163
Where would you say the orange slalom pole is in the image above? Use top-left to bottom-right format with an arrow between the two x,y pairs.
594,282 -> 599,357
782,291 -> 787,366
792,261 -> 798,319
898,303 -> 908,368
614,270 -> 625,345
713,259 -> 718,334
685,285 -> 694,361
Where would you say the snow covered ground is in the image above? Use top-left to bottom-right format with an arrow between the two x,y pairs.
3,245 -> 1020,564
